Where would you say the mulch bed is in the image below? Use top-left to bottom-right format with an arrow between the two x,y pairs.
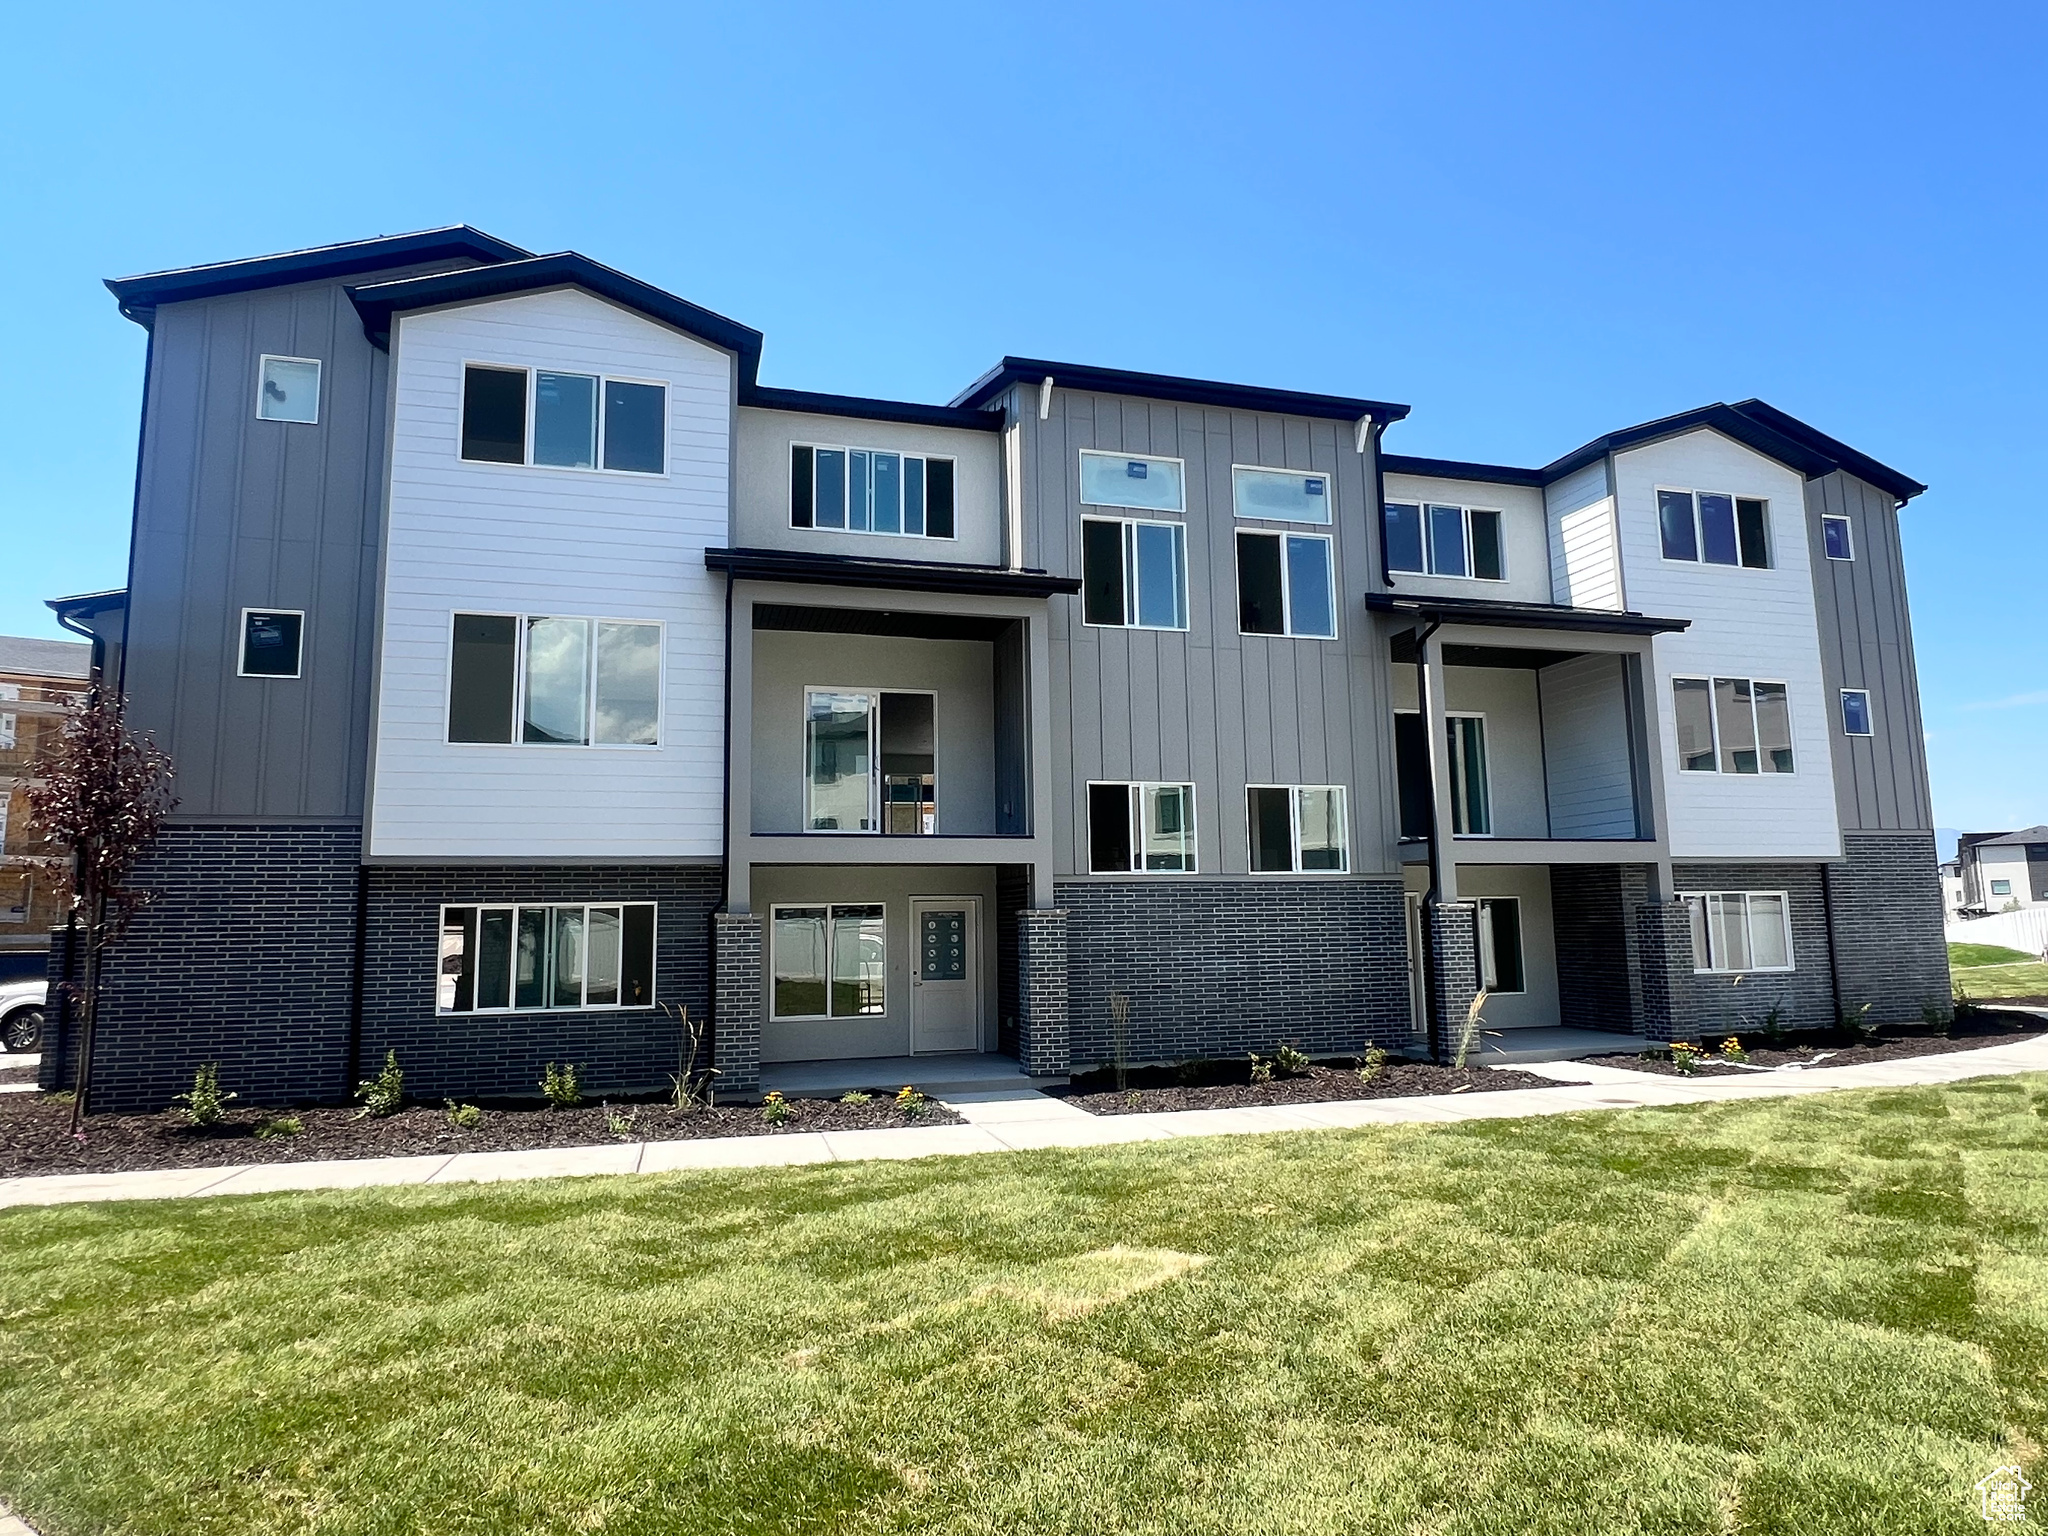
1587,1010 -> 2047,1078
0,1090 -> 960,1178
0,1061 -> 38,1086
1049,1056 -> 1575,1115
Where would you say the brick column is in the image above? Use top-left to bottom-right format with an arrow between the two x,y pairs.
1015,908 -> 1070,1077
1634,900 -> 1695,1044
713,911 -> 763,1100
1423,900 -> 1480,1062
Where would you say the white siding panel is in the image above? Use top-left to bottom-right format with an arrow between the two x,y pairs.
1544,460 -> 1620,610
1538,653 -> 1637,838
369,289 -> 732,860
1616,429 -> 1840,860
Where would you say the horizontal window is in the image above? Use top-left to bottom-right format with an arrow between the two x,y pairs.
448,613 -> 661,747
1082,516 -> 1188,630
459,364 -> 666,474
1840,689 -> 1873,737
1247,785 -> 1348,873
1232,465 -> 1331,523
1478,897 -> 1524,993
1080,450 -> 1185,513
1821,514 -> 1854,561
1088,781 -> 1196,873
772,904 -> 886,1019
1382,502 -> 1504,581
438,903 -> 655,1013
257,355 -> 320,423
1673,676 -> 1794,774
1683,891 -> 1793,973
1658,488 -> 1770,568
1237,531 -> 1336,638
1990,879 -> 2013,896
790,444 -> 956,538
239,609 -> 304,679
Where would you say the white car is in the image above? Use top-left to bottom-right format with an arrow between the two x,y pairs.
1,978 -> 45,1053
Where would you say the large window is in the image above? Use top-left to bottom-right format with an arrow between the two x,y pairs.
803,689 -> 937,834
1683,891 -> 1793,973
447,613 -> 662,747
438,902 -> 655,1013
771,904 -> 886,1019
1382,502 -> 1504,581
239,609 -> 304,678
1088,782 -> 1196,873
1079,450 -> 1184,513
459,364 -> 667,474
1657,489 -> 1770,568
1672,676 -> 1794,774
1478,897 -> 1524,992
1236,532 -> 1336,638
257,355 -> 321,423
1081,517 -> 1188,630
790,444 -> 956,538
1232,466 -> 1331,523
1247,785 -> 1348,873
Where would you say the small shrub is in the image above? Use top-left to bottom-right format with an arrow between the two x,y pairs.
1356,1045 -> 1387,1084
1841,1001 -> 1878,1044
1248,1052 -> 1273,1084
1670,1041 -> 1703,1076
1719,1036 -> 1748,1063
895,1085 -> 929,1121
173,1062 -> 237,1127
1760,1003 -> 1791,1047
1921,998 -> 1954,1031
540,1061 -> 582,1109
253,1115 -> 301,1140
839,1091 -> 872,1106
761,1090 -> 794,1125
1123,1089 -> 1143,1109
603,1102 -> 637,1140
1273,1043 -> 1312,1078
354,1050 -> 404,1119
445,1100 -> 483,1130
1174,1059 -> 1203,1086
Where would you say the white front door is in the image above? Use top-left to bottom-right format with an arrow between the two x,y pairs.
911,897 -> 978,1053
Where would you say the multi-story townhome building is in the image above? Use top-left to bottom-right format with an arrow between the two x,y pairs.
42,229 -> 1952,1108
1955,827 -> 2048,913
0,634 -> 92,955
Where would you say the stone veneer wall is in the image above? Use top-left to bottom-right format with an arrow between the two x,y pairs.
1824,832 -> 1952,1025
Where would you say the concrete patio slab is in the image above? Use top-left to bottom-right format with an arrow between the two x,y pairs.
942,1090 -> 1095,1125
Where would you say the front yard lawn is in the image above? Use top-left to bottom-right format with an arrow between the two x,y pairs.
4,1078 -> 2046,1534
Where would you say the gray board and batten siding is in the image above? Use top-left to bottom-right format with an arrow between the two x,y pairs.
1014,385 -> 1401,880
1807,470 -> 1934,834
121,261 -> 488,824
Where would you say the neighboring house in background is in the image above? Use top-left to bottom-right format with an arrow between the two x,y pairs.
0,634 -> 91,969
1956,826 -> 2048,913
1939,859 -> 1967,917
42,228 -> 1953,1109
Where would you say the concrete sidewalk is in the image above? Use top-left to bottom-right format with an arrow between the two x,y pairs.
3,1033 -> 2044,1211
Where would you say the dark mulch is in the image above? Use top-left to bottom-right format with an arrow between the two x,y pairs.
0,1061 -> 37,1086
1589,1010 -> 2047,1078
1048,1056 -> 1577,1115
0,1090 -> 960,1178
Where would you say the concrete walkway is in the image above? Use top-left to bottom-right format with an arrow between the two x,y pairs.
3,1032 -> 2044,1211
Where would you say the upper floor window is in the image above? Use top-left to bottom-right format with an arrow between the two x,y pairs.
1080,451 -> 1184,513
1247,785 -> 1348,873
447,612 -> 661,747
1821,514 -> 1854,561
1390,712 -> 1491,836
1081,517 -> 1188,630
790,445 -> 955,538
239,609 -> 304,678
258,356 -> 321,423
1088,781 -> 1196,872
1233,466 -> 1331,524
1237,532 -> 1336,638
803,689 -> 936,834
1683,891 -> 1792,973
1658,489 -> 1769,568
1383,503 -> 1504,581
1673,676 -> 1794,774
459,364 -> 666,475
1840,689 -> 1874,737
439,902 -> 656,1013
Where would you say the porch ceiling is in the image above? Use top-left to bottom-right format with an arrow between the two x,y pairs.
1367,591 -> 1690,637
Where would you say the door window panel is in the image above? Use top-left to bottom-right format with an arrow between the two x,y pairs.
1478,897 -> 1524,992
1449,716 -> 1490,835
919,910 -> 967,981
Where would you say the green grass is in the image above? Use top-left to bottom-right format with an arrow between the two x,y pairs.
1951,945 -> 2048,1000
6,1080 -> 2048,1535
1949,941 -> 2037,968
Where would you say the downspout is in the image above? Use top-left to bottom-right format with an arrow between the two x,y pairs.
719,567 -> 736,902
1412,616 -> 1446,1062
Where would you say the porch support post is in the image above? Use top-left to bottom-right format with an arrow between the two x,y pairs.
1634,897 -> 1694,1044
1419,627 -> 1459,905
1015,907 -> 1070,1077
712,910 -> 763,1099
1423,900 -> 1481,1063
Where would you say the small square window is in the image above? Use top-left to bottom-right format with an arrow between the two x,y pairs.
240,610 -> 304,678
1990,879 -> 2013,896
1822,514 -> 1854,561
257,356 -> 320,423
1840,689 -> 1873,737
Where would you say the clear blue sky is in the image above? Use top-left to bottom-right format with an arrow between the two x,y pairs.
2,1 -> 2042,830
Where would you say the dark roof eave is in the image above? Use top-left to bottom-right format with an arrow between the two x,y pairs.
1380,453 -> 1546,488
740,385 -> 1002,432
1365,591 -> 1690,637
705,547 -> 1081,599
951,356 -> 1409,424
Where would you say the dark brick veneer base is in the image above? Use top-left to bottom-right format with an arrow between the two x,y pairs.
1669,861 -> 1836,1037
1824,832 -> 1952,1025
1055,878 -> 1409,1069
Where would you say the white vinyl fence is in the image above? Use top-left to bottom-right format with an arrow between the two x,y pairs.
1947,906 -> 2048,956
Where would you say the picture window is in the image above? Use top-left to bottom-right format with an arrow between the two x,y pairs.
771,904 -> 886,1019
239,609 -> 304,678
1088,782 -> 1196,873
438,902 -> 655,1013
447,613 -> 661,747
1246,785 -> 1348,873
1383,502 -> 1505,581
459,364 -> 666,474
1658,489 -> 1770,568
790,444 -> 955,538
257,356 -> 321,423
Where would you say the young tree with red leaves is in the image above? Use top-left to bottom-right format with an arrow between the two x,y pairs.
24,691 -> 176,1132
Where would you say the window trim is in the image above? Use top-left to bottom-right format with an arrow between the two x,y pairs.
790,441 -> 959,540
1820,514 -> 1855,561
1079,515 -> 1191,632
1671,674 -> 1797,776
1230,463 -> 1334,525
800,685 -> 940,835
1654,485 -> 1772,569
1680,890 -> 1795,974
1244,783 -> 1350,874
256,354 -> 322,424
768,901 -> 889,1021
1381,501 -> 1508,582
443,610 -> 666,750
1078,449 -> 1188,513
457,360 -> 671,478
237,607 -> 305,679
1086,780 -> 1199,874
1840,688 -> 1874,737
1234,530 -> 1338,640
435,900 -> 659,1015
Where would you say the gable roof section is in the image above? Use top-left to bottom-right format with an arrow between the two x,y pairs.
1725,399 -> 1928,502
106,226 -> 530,326
1960,825 -> 2048,851
952,357 -> 1410,424
0,633 -> 92,679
